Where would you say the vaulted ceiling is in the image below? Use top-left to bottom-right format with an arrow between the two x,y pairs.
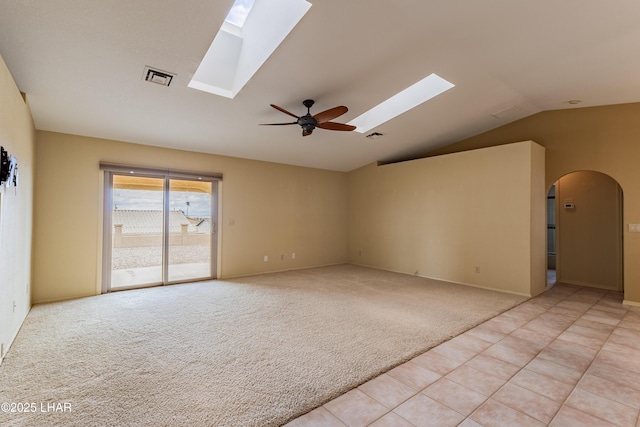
1,1 -> 640,171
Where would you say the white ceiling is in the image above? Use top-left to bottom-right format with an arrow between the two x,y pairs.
1,1 -> 640,172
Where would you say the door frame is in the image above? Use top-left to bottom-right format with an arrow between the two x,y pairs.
100,163 -> 222,293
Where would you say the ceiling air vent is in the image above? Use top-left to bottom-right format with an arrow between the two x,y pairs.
143,66 -> 175,87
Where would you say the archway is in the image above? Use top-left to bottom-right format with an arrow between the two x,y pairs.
547,171 -> 623,291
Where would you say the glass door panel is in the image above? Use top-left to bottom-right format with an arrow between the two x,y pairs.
110,175 -> 165,289
167,179 -> 213,282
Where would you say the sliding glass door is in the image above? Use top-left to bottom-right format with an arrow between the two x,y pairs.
167,179 -> 213,282
102,167 -> 219,292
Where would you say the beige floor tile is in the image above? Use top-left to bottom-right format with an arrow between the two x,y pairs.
285,406 -> 346,427
510,326 -> 558,348
588,307 -> 626,321
508,301 -> 549,317
493,309 -> 532,324
458,419 -> 484,427
588,359 -> 640,391
591,302 -> 628,316
411,350 -> 464,376
609,327 -> 640,351
547,337 -> 600,359
466,322 -> 509,343
566,322 -> 613,341
596,350 -> 640,375
511,369 -> 575,402
482,339 -> 538,367
537,345 -> 593,372
535,312 -> 576,330
554,299 -> 595,314
358,373 -> 417,409
386,361 -> 441,391
323,389 -> 389,427
601,341 -> 640,358
582,312 -> 620,327
465,353 -> 520,380
573,317 -> 617,334
578,374 -> 640,410
431,341 -> 478,365
619,319 -> 640,332
522,317 -> 569,337
565,388 -> 639,427
368,412 -> 414,427
492,383 -> 562,424
551,405 -> 619,427
423,377 -> 487,416
482,317 -> 521,335
524,357 -> 584,385
546,305 -> 586,320
471,399 -> 546,427
393,393 -> 465,427
449,332 -> 493,353
446,364 -> 505,396
556,329 -> 608,350
619,312 -> 640,332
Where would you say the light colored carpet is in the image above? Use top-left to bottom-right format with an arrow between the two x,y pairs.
0,265 -> 526,426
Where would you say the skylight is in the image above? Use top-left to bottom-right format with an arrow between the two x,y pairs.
189,0 -> 311,99
225,0 -> 256,27
348,73 -> 455,133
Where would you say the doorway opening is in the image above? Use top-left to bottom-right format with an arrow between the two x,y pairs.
101,166 -> 220,292
547,171 -> 623,292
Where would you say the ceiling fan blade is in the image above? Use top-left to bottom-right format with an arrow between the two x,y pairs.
313,106 -> 348,123
270,104 -> 300,119
317,121 -> 357,132
260,122 -> 298,126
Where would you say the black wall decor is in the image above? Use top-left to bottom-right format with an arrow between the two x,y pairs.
0,146 -> 18,187
0,146 -> 9,184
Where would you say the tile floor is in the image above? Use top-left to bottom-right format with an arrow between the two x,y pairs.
286,282 -> 640,426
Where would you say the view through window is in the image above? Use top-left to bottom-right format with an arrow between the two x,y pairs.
107,174 -> 215,290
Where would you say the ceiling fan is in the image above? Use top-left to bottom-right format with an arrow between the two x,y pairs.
261,99 -> 356,136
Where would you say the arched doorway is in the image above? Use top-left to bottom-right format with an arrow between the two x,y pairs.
547,171 -> 623,291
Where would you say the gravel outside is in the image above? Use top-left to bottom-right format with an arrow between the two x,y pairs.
112,245 -> 210,269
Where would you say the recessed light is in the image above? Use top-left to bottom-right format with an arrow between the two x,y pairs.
348,73 -> 454,133
567,100 -> 582,105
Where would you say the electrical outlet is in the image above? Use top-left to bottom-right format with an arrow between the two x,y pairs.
292,253 -> 296,259
475,266 -> 481,273
263,255 -> 268,262
280,254 -> 284,260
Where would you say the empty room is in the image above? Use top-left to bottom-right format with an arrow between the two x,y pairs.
1,1 -> 640,426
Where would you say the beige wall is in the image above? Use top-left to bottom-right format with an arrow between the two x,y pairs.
33,131 -> 348,303
0,54 -> 35,363
556,171 -> 622,290
426,103 -> 640,304
347,141 -> 546,297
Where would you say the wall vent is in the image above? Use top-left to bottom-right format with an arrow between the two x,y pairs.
143,66 -> 175,87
